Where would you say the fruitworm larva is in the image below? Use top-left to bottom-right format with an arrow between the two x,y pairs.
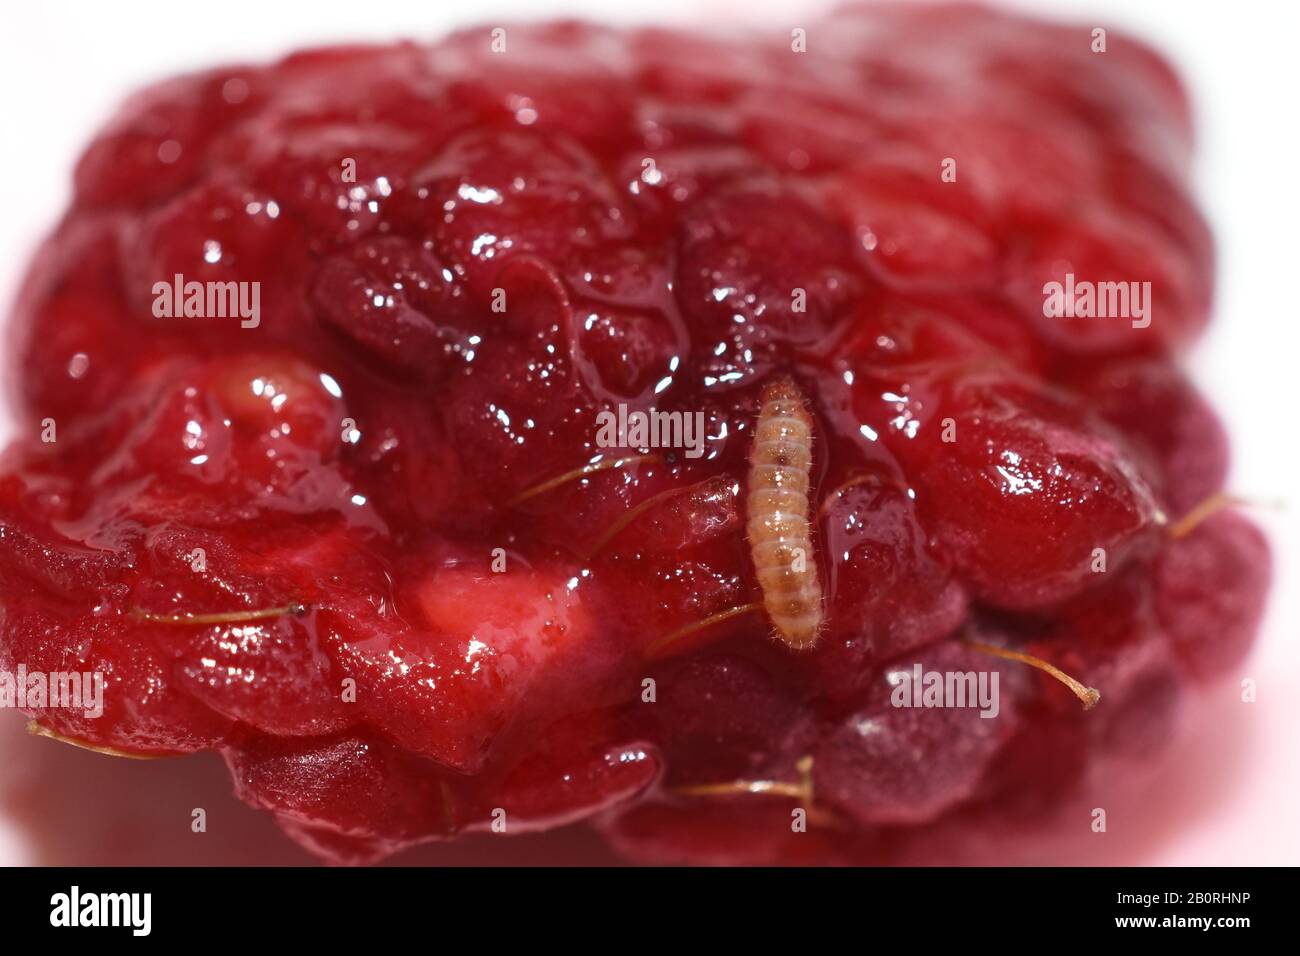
747,376 -> 822,648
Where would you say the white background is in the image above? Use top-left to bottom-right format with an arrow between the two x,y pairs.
0,0 -> 1296,865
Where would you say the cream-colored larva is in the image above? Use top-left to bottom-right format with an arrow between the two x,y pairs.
746,376 -> 822,649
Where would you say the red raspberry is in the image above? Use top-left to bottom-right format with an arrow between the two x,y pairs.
0,7 -> 1267,864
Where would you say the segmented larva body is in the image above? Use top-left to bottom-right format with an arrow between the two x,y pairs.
747,377 -> 822,649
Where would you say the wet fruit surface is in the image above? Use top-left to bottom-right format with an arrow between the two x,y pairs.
0,6 -> 1269,864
